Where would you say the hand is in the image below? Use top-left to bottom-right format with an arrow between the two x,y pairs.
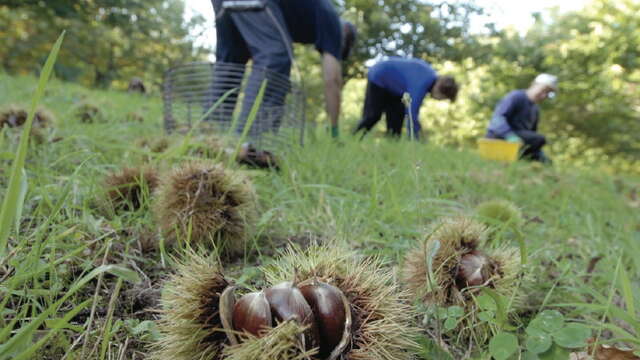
505,134 -> 522,143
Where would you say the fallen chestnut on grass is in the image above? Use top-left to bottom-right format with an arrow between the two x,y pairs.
152,244 -> 417,360
261,243 -> 419,360
104,166 -> 159,212
456,250 -> 491,288
402,217 -> 523,343
153,162 -> 256,257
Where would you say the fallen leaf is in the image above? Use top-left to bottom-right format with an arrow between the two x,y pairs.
586,339 -> 640,360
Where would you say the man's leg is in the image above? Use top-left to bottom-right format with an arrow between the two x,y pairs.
206,0 -> 250,124
515,130 -> 547,161
354,81 -> 386,137
384,96 -> 405,137
229,0 -> 292,138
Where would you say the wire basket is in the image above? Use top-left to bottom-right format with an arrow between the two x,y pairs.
163,62 -> 306,150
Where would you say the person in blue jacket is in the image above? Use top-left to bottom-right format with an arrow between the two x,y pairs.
486,73 -> 558,162
209,0 -> 356,138
353,58 -> 458,139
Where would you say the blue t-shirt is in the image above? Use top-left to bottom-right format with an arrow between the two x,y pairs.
487,90 -> 539,138
367,58 -> 437,135
279,0 -> 342,60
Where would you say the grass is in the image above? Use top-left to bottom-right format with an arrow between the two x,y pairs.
0,67 -> 639,359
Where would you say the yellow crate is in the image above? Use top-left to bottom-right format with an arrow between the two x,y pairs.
478,138 -> 520,162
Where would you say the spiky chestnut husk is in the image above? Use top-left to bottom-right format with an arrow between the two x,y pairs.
153,162 -> 256,255
475,199 -> 524,231
150,251 -> 230,360
74,102 -> 102,123
0,105 -> 54,128
403,217 -> 487,306
105,166 -> 159,212
222,320 -> 317,360
125,111 -> 145,123
453,246 -> 523,345
402,217 -> 522,343
253,243 -> 419,360
136,137 -> 171,162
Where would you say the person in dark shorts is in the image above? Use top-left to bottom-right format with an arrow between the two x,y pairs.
353,57 -> 458,140
209,0 -> 356,138
486,74 -> 558,162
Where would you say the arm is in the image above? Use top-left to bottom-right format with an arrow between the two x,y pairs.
322,52 -> 342,135
405,87 -> 427,140
489,94 -> 519,139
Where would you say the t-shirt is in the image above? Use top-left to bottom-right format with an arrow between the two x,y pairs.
487,90 -> 539,138
367,58 -> 437,135
279,0 -> 342,60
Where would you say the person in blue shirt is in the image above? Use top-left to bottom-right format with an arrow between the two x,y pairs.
353,58 -> 458,139
486,73 -> 558,162
209,0 -> 356,138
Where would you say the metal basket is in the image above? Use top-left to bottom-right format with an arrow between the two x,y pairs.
163,62 -> 306,150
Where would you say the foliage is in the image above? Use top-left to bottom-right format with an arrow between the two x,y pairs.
0,0 -> 208,89
335,0 -> 491,78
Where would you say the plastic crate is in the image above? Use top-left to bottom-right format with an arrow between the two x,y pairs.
478,138 -> 520,162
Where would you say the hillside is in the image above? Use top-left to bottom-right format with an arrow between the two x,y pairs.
1,73 -> 639,359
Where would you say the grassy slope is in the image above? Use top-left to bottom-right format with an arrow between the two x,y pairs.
1,73 -> 639,358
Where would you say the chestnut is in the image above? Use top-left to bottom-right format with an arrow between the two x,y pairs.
298,279 -> 352,359
264,282 -> 319,349
456,250 -> 490,288
232,291 -> 272,337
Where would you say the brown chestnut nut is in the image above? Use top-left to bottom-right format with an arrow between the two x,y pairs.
232,291 -> 272,337
264,282 -> 319,349
298,279 -> 351,359
456,250 -> 490,288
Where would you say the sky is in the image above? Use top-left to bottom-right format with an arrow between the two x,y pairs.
184,0 -> 592,52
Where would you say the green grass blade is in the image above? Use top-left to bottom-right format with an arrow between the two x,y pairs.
0,31 -> 65,257
157,87 -> 237,161
481,288 -> 516,331
99,278 -> 123,360
13,169 -> 28,230
617,264 -> 637,323
0,264 -> 137,358
11,299 -> 92,360
0,306 -> 29,345
229,79 -> 267,164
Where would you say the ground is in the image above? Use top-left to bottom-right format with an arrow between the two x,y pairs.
0,72 -> 639,359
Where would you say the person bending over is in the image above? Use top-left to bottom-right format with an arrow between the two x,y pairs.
354,57 -> 458,140
210,0 -> 356,138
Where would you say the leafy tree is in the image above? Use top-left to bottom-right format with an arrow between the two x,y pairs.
336,0 -> 492,78
0,0 -> 208,89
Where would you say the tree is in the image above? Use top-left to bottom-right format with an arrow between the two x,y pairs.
335,0 -> 492,78
0,0 -> 208,90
